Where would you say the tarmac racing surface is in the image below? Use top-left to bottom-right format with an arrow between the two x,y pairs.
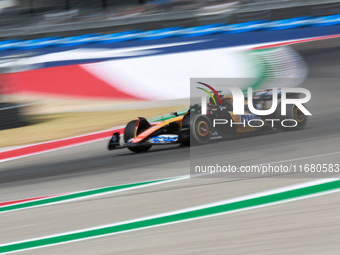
0,36 -> 340,254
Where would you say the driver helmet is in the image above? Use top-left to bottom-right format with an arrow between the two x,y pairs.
223,95 -> 233,104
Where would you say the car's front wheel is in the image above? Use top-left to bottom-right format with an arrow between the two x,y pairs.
124,119 -> 152,153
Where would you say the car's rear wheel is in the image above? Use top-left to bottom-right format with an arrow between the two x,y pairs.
190,114 -> 212,145
276,103 -> 308,131
124,119 -> 152,153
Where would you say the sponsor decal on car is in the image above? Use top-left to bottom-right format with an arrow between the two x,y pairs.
149,135 -> 178,144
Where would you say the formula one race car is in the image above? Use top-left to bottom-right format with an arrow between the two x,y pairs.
108,88 -> 308,153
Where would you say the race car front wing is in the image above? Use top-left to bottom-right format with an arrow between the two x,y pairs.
108,133 -> 180,150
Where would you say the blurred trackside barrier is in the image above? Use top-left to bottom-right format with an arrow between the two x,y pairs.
0,35 -> 315,101
0,14 -> 340,51
0,103 -> 27,130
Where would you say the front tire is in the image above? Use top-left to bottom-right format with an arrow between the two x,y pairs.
124,120 -> 152,153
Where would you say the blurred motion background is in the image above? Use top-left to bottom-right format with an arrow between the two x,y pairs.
0,0 -> 340,148
0,0 -> 339,34
1,1 -> 340,254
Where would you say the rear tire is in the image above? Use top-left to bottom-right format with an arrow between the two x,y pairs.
190,115 -> 212,145
124,120 -> 152,153
276,103 -> 308,131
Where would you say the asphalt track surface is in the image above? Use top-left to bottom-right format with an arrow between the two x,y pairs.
0,37 -> 340,254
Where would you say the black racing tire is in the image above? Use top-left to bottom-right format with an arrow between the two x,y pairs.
190,114 -> 212,145
124,120 -> 152,153
276,103 -> 308,131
